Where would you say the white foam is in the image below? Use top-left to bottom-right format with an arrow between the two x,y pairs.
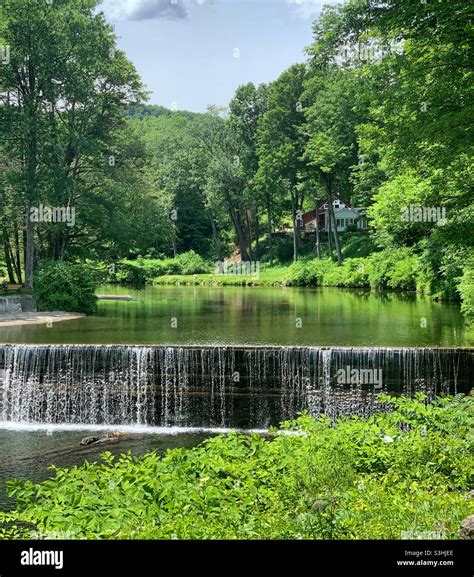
0,421 -> 268,435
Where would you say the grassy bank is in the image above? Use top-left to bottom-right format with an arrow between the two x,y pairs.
150,249 -> 473,322
153,266 -> 289,287
1,394 -> 472,540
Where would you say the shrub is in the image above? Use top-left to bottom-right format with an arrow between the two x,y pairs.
365,248 -> 420,290
341,233 -> 378,259
34,261 -> 97,314
323,258 -> 370,288
286,258 -> 370,288
459,256 -> 474,323
174,251 -> 210,275
111,252 -> 211,287
274,238 -> 295,263
1,395 -> 472,540
285,259 -> 323,286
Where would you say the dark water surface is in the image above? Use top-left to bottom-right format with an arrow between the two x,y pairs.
0,427 -> 213,510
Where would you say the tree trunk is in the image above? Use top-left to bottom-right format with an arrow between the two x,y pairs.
255,212 -> 260,262
266,194 -> 273,266
291,191 -> 298,262
314,203 -> 321,259
327,194 -> 343,264
24,120 -> 38,290
244,210 -> 254,264
25,214 -> 35,289
59,232 -> 67,261
14,224 -> 23,284
327,208 -> 332,254
229,207 -> 249,262
3,229 -> 17,284
236,216 -> 250,262
208,210 -> 223,262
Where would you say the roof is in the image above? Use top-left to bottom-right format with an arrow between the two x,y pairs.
301,197 -> 353,225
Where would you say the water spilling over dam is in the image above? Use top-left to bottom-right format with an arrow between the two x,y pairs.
0,345 -> 471,429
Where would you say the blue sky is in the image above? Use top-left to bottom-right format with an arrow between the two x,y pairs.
100,0 -> 341,112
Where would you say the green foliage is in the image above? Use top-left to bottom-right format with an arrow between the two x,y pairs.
285,259 -> 327,287
1,395 -> 472,540
341,234 -> 378,259
0,0 -> 146,286
111,252 -> 212,287
285,249 -> 422,291
34,261 -> 97,314
365,248 -> 420,291
1,0 -> 471,322
459,254 -> 474,323
152,266 -> 289,287
274,239 -> 295,263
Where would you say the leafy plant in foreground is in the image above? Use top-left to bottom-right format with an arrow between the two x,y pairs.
1,395 -> 472,540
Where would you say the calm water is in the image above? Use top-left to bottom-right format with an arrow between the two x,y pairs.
0,285 -> 471,509
0,285 -> 471,347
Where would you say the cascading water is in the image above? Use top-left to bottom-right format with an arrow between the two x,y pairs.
0,344 -> 471,429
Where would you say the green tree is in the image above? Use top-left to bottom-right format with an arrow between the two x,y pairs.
257,64 -> 307,262
0,0 -> 144,287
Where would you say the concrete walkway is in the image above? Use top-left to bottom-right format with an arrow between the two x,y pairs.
0,311 -> 85,327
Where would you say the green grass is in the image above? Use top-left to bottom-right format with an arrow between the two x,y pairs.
152,266 -> 291,287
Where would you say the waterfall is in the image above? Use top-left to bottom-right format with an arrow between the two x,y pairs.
0,345 -> 471,429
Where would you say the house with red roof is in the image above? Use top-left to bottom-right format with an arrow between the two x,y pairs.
300,198 -> 367,233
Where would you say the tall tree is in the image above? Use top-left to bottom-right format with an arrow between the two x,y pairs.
257,64 -> 307,262
229,82 -> 268,260
0,0 -> 144,287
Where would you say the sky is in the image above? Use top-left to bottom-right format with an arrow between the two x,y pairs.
100,0 -> 342,112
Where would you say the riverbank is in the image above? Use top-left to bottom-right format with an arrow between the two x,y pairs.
152,268 -> 288,287
0,427 -> 212,512
138,252 -> 471,320
0,312 -> 85,327
1,394 -> 472,540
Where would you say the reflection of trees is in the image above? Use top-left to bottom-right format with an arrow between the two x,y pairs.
92,286 -> 467,347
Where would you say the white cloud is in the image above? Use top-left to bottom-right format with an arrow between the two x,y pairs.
287,0 -> 341,20
101,0 -> 188,21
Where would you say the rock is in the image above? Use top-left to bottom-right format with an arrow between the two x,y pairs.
460,515 -> 474,539
80,432 -> 124,446
96,432 -> 124,444
80,436 -> 99,446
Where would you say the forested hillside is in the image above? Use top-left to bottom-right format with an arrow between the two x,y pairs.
0,0 -> 472,315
